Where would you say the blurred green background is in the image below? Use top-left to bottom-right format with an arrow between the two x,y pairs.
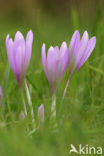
0,0 -> 104,155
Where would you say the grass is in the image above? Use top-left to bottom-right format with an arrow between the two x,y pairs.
0,5 -> 104,156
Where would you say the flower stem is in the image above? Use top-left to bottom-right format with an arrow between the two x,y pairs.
20,87 -> 27,116
24,80 -> 35,124
63,73 -> 71,100
51,93 -> 56,121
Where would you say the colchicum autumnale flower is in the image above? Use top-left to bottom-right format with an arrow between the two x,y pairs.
68,30 -> 96,73
6,30 -> 33,85
63,30 -> 96,98
41,42 -> 68,121
41,42 -> 68,94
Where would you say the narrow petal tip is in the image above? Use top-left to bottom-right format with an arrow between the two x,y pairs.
61,41 -> 67,47
74,30 -> 80,35
27,30 -> 33,39
41,43 -> 46,57
6,34 -> 10,46
28,30 -> 33,35
83,31 -> 89,38
42,43 -> 45,50
15,31 -> 24,41
26,30 -> 33,44
41,43 -> 47,68
92,36 -> 96,43
48,46 -> 54,52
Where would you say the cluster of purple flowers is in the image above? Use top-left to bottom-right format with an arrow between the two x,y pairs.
0,30 -> 96,123
42,30 -> 96,96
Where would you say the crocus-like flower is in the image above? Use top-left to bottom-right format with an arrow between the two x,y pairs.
38,104 -> 44,122
0,85 -> 3,105
63,30 -> 96,99
6,30 -> 33,85
41,42 -> 68,93
68,30 -> 96,72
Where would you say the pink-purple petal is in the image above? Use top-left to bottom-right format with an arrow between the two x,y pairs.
75,31 -> 89,67
15,31 -> 25,42
41,44 -> 47,71
15,46 -> 24,75
41,44 -> 49,81
60,42 -> 67,57
47,46 -> 57,75
69,30 -> 80,68
69,30 -> 80,53
6,37 -> 16,73
25,30 -> 33,65
76,37 -> 96,70
58,42 -> 68,75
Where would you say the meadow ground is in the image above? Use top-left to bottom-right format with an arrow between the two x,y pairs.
0,7 -> 104,156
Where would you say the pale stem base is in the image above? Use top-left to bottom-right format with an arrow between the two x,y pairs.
20,87 -> 27,116
24,80 -> 35,124
63,73 -> 71,100
51,93 -> 56,121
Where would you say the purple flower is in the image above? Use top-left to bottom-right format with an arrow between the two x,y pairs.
6,30 -> 33,85
68,30 -> 96,72
38,104 -> 44,122
41,42 -> 68,93
0,86 -> 3,105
